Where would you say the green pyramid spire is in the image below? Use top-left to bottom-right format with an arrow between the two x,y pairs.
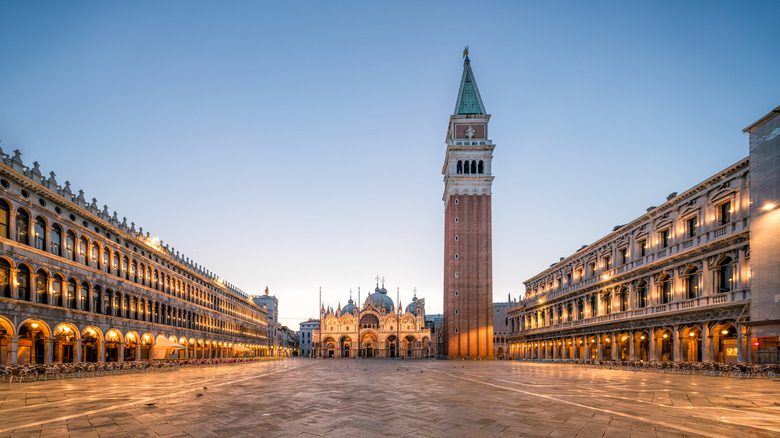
455,51 -> 486,115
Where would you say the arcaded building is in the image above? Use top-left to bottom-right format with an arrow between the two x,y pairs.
442,49 -> 494,359
314,284 -> 432,358
0,149 -> 269,365
508,106 -> 780,365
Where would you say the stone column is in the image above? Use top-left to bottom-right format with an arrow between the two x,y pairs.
10,268 -> 19,299
553,340 -> 558,360
737,324 -> 745,364
75,338 -> 82,363
611,333 -> 618,361
596,336 -> 603,361
10,336 -> 18,365
98,339 -> 105,363
737,248 -> 746,290
745,328 -> 752,364
649,329 -> 656,361
45,337 -> 53,364
673,326 -> 681,362
702,325 -> 711,362
136,343 -> 141,362
118,343 -> 124,363
584,339 -> 591,361
647,276 -> 656,307
629,335 -> 635,361
702,258 -> 712,296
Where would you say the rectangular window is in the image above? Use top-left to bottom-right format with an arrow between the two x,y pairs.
686,216 -> 698,238
659,229 -> 670,249
603,256 -> 611,270
0,207 -> 8,238
639,239 -> 647,257
619,248 -> 628,265
720,201 -> 732,225
588,262 -> 596,278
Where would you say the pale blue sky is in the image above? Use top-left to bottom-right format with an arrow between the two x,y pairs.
1,1 -> 778,328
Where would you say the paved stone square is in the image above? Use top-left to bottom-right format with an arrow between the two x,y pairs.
0,359 -> 778,438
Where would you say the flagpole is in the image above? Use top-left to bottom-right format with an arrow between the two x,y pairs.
318,286 -> 322,359
397,286 -> 400,359
357,286 -> 361,359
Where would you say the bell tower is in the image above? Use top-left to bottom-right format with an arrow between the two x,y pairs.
442,48 -> 494,359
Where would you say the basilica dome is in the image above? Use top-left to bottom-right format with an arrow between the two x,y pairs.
405,296 -> 419,314
341,298 -> 357,315
364,286 -> 394,312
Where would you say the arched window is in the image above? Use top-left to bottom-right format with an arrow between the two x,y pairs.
35,269 -> 48,304
132,261 -> 138,283
51,224 -> 62,257
685,267 -> 700,299
566,302 -> 573,322
79,237 -> 88,265
79,282 -> 89,311
18,265 -> 31,301
589,295 -> 597,317
103,248 -> 110,273
636,281 -> 648,308
93,286 -> 102,314
0,258 -> 10,297
619,287 -> 628,312
470,160 -> 477,174
113,252 -> 120,276
90,243 -> 100,269
456,160 -> 463,174
478,160 -> 484,174
123,294 -> 130,318
0,199 -> 9,238
52,275 -> 63,307
66,231 -> 76,261
659,274 -> 672,304
67,279 -> 77,309
122,256 -> 129,280
717,257 -> 733,292
16,209 -> 29,245
34,217 -> 46,250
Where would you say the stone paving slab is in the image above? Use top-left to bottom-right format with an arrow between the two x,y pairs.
0,360 -> 778,437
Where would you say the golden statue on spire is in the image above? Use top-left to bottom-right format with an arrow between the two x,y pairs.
463,45 -> 469,59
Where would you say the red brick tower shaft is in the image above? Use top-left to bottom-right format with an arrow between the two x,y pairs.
442,49 -> 494,359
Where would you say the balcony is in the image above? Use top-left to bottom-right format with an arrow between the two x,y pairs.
519,289 -> 750,336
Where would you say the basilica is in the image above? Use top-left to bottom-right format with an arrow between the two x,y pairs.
314,283 -> 433,358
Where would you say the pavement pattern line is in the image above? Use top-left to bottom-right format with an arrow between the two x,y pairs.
443,372 -> 731,438
486,374 -> 780,423
0,377 -> 221,415
0,365 -> 299,434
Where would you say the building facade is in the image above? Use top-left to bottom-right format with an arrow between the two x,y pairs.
509,158 -> 752,363
0,149 -> 269,366
253,286 -> 287,356
314,285 -> 432,358
298,318 -> 319,358
442,49 -> 495,359
493,298 -> 513,359
744,106 -> 780,363
508,107 -> 780,364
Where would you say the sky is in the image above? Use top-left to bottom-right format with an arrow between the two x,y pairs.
1,1 -> 778,329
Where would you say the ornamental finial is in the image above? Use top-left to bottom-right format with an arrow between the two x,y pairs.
463,45 -> 469,59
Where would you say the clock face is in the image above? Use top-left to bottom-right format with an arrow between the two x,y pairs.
455,124 -> 485,140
